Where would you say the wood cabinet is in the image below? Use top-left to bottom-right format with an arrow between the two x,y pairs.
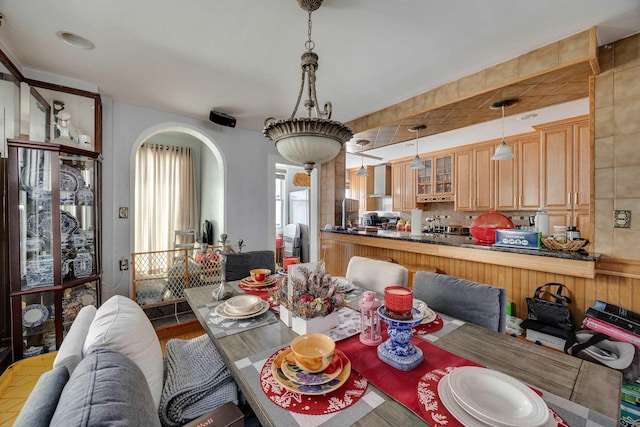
6,140 -> 101,360
391,161 -> 416,211
455,146 -> 493,211
348,167 -> 375,213
494,134 -> 541,211
416,154 -> 453,203
540,119 -> 590,211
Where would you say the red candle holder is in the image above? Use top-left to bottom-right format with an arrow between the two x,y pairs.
384,286 -> 413,314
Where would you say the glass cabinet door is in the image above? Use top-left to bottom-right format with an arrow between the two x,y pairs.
416,158 -> 433,195
60,154 -> 96,283
18,147 -> 55,291
435,155 -> 452,193
17,290 -> 56,358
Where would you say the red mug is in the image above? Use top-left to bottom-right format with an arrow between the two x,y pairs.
384,286 -> 413,314
283,256 -> 300,271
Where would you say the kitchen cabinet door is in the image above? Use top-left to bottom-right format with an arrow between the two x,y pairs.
391,161 -> 415,212
519,136 -> 542,210
455,150 -> 472,211
455,147 -> 492,211
541,123 -> 573,210
494,140 -> 518,210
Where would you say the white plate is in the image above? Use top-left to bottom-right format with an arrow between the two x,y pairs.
76,289 -> 96,306
22,304 -> 49,327
215,300 -> 269,319
413,299 -> 436,324
333,276 -> 356,292
448,366 -> 549,427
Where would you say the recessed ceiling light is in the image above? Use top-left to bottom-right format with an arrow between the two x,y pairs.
518,113 -> 538,121
56,31 -> 95,50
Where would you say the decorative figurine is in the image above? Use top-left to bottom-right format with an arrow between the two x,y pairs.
359,291 -> 382,346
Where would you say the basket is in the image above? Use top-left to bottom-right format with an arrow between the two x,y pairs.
541,237 -> 588,252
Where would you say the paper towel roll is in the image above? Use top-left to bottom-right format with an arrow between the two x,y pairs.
411,209 -> 422,236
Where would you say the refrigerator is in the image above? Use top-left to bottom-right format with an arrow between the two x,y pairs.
288,189 -> 310,262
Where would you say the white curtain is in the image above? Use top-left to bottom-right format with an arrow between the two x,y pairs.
135,143 -> 198,253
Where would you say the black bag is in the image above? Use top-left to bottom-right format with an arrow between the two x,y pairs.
525,283 -> 574,332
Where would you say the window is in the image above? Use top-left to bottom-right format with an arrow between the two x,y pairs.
134,143 -> 198,252
275,169 -> 286,231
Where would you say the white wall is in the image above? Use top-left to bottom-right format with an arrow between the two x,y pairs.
101,99 -> 282,298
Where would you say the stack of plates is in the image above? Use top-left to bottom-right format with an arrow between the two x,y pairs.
271,348 -> 351,395
333,276 -> 356,293
240,275 -> 277,288
215,295 -> 269,319
413,299 -> 436,324
439,366 -> 550,427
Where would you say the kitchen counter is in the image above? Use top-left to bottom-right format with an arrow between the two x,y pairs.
322,228 -> 599,262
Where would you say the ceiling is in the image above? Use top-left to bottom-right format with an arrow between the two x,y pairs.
0,0 -> 639,168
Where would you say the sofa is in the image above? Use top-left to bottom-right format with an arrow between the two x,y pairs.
13,295 -> 239,426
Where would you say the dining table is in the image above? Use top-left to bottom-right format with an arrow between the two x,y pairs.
184,281 -> 621,427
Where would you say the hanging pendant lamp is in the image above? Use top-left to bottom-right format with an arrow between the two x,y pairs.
355,139 -> 369,176
408,125 -> 426,169
490,98 -> 518,161
263,0 -> 353,175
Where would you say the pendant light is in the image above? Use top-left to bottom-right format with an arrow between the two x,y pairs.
408,125 -> 426,170
490,98 -> 518,161
263,0 -> 353,175
356,139 -> 369,176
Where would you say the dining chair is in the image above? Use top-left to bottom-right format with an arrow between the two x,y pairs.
413,271 -> 507,333
225,250 -> 276,281
345,256 -> 408,294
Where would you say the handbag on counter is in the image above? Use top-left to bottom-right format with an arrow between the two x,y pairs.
523,283 -> 575,332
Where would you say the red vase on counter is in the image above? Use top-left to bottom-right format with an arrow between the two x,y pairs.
470,209 -> 514,244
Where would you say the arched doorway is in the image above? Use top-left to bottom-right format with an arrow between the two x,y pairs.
129,123 -> 225,253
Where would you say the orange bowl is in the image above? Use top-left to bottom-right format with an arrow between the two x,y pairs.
291,333 -> 335,373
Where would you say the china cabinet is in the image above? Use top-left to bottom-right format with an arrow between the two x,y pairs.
6,139 -> 101,360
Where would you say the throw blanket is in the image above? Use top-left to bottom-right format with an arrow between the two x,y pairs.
159,334 -> 238,427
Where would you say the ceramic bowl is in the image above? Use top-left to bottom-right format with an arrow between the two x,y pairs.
225,294 -> 262,314
250,268 -> 271,282
290,333 -> 335,373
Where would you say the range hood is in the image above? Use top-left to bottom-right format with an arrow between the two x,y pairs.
369,164 -> 391,197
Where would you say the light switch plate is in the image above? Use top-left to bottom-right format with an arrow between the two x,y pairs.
614,210 -> 631,228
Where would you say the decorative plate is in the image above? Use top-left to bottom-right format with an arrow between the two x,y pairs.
333,276 -> 356,293
240,276 -> 277,288
413,299 -> 437,324
59,164 -> 85,191
61,211 -> 79,235
22,304 -> 49,327
271,348 -> 351,395
76,289 -> 96,306
214,300 -> 269,319
279,347 -> 343,386
27,211 -> 52,239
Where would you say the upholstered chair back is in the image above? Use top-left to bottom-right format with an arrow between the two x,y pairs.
345,256 -> 408,294
413,271 -> 507,333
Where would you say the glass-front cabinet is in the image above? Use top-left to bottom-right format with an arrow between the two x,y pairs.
7,140 -> 101,360
416,154 -> 453,203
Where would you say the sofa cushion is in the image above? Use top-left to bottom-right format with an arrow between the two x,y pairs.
50,347 -> 161,426
413,271 -> 507,333
82,295 -> 163,408
53,304 -> 97,373
13,366 -> 69,427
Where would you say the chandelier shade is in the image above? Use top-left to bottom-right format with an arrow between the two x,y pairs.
408,124 -> 426,170
263,0 -> 353,175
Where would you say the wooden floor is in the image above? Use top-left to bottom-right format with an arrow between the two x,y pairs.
155,319 -> 206,356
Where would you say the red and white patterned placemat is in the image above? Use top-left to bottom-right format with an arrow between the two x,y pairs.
413,314 -> 444,335
260,347 -> 368,415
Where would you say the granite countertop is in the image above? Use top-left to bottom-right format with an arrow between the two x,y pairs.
321,228 -> 599,262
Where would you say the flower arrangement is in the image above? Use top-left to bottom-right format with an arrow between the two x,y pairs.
271,263 -> 345,319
